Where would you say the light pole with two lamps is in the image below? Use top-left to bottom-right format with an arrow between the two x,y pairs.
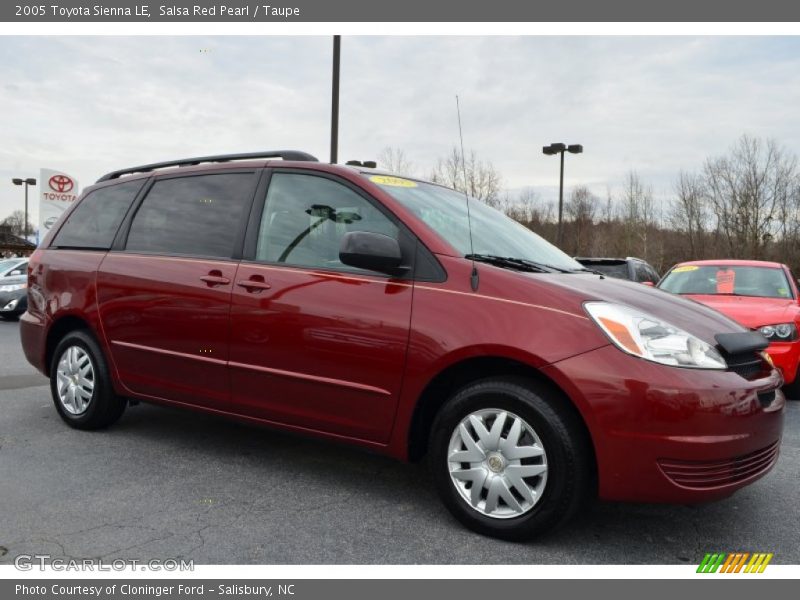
542,143 -> 583,247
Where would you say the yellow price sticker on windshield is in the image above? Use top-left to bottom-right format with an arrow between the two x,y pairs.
672,265 -> 699,273
370,175 -> 417,188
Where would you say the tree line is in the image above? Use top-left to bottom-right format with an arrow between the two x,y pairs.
4,135 -> 799,277
380,134 -> 800,276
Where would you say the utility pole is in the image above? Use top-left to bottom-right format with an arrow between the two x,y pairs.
330,35 -> 341,164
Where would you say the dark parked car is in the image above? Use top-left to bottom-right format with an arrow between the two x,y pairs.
0,257 -> 28,320
575,256 -> 660,284
20,151 -> 785,540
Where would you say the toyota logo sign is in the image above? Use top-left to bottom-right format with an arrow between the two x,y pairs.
49,174 -> 74,193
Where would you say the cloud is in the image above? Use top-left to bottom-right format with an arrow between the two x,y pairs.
2,35 -> 800,223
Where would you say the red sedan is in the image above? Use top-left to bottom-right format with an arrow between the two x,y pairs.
659,259 -> 800,396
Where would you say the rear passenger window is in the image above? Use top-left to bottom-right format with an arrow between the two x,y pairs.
255,173 -> 399,271
51,180 -> 144,249
126,173 -> 255,259
634,263 -> 651,282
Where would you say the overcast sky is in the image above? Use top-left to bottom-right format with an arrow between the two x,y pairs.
2,35 -> 800,225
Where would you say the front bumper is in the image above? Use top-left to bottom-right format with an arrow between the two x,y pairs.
765,340 -> 800,385
542,345 -> 785,503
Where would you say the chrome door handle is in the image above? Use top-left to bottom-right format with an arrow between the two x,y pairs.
236,279 -> 272,292
200,275 -> 231,287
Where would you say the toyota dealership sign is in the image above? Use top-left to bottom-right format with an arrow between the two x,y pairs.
39,168 -> 80,237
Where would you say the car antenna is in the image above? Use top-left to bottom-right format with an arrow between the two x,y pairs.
456,95 -> 479,292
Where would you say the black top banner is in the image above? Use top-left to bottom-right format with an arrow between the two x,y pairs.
3,0 -> 800,22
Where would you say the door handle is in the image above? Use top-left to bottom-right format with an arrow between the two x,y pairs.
200,274 -> 231,287
236,278 -> 272,292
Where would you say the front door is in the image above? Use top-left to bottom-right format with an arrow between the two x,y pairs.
228,171 -> 413,442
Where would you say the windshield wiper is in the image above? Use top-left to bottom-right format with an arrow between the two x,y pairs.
465,254 -> 569,273
570,267 -> 606,276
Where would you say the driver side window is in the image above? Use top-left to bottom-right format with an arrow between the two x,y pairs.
6,263 -> 26,277
255,173 -> 399,271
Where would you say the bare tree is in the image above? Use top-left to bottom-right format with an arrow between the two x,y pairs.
774,178 -> 800,270
704,135 -> 797,259
431,146 -> 502,207
565,186 -> 597,255
0,210 -> 34,238
670,171 -> 708,259
504,187 -> 536,222
377,146 -> 414,175
620,171 -> 655,259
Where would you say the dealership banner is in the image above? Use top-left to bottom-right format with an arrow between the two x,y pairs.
3,0 -> 800,22
38,168 -> 79,240
1,579 -> 798,600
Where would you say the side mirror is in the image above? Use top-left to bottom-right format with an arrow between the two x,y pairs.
641,281 -> 655,287
8,269 -> 23,277
339,231 -> 404,275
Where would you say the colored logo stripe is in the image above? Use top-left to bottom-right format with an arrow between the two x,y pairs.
697,552 -> 773,573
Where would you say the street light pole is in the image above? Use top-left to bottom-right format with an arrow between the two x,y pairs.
330,35 -> 341,164
11,177 -> 37,242
558,150 -> 565,245
542,143 -> 583,247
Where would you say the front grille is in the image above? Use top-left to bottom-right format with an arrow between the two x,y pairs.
658,441 -> 780,489
723,351 -> 765,380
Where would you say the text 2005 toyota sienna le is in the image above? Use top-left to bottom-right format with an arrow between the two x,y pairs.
20,150 -> 785,540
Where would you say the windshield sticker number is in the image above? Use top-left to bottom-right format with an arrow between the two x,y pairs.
370,175 -> 418,188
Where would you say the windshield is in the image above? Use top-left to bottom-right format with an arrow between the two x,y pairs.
370,176 -> 582,271
659,265 -> 793,299
578,261 -> 629,280
0,259 -> 22,274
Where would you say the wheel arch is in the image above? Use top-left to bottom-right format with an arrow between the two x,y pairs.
406,355 -> 598,483
44,314 -> 95,377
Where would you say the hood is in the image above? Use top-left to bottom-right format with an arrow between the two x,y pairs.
514,272 -> 749,346
0,275 -> 26,286
681,294 -> 799,329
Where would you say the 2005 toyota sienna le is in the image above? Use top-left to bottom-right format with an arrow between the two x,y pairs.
20,150 -> 785,540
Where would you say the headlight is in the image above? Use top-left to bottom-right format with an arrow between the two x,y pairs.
585,302 -> 727,369
759,323 -> 797,341
0,283 -> 26,293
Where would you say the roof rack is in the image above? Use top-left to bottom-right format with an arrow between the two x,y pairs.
96,150 -> 319,182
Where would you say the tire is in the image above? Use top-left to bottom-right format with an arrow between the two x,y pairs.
783,368 -> 800,401
50,330 -> 126,430
429,376 -> 592,541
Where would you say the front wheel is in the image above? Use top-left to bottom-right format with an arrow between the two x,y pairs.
50,330 -> 126,430
783,367 -> 800,400
429,377 -> 592,541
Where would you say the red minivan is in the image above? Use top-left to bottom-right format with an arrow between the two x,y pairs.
20,151 -> 785,540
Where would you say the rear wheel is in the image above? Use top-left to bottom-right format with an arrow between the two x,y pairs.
429,376 -> 591,541
50,330 -> 126,430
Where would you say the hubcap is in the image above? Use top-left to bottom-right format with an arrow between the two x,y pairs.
55,346 -> 95,415
447,409 -> 548,519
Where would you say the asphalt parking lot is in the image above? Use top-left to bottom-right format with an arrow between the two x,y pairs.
0,318 -> 798,565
